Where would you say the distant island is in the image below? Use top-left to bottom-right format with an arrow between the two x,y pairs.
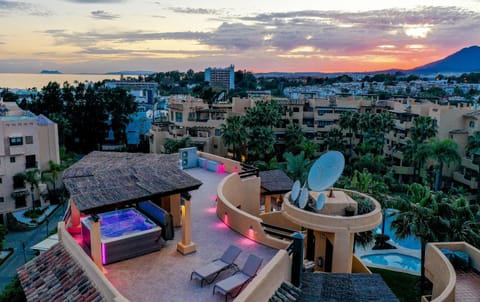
40,70 -> 62,74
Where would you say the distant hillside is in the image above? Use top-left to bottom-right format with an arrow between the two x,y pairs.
410,46 -> 480,74
40,70 -> 62,74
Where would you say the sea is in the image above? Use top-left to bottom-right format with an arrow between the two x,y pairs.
0,73 -> 123,90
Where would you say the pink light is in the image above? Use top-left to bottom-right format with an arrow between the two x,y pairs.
217,164 -> 225,174
224,213 -> 229,225
102,243 -> 106,265
238,237 -> 256,247
209,195 -> 218,202
205,207 -> 217,214
233,166 -> 239,173
214,221 -> 229,229
248,227 -> 255,239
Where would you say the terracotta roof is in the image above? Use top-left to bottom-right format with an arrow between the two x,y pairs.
259,169 -> 294,194
17,243 -> 104,302
62,151 -> 202,213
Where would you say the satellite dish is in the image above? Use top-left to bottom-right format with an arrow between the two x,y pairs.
315,193 -> 326,211
308,151 -> 345,192
298,188 -> 309,209
290,180 -> 301,203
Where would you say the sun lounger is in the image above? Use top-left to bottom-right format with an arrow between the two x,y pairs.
190,245 -> 241,287
212,254 -> 263,301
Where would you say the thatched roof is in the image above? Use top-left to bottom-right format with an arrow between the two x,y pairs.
259,169 -> 293,195
63,151 -> 202,213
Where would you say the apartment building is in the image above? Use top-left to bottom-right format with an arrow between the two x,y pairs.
104,81 -> 159,104
0,101 -> 60,225
204,65 -> 235,90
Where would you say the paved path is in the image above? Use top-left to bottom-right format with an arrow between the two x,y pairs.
0,203 -> 66,292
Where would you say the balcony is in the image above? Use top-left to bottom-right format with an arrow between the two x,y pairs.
461,157 -> 479,172
9,145 -> 26,155
392,165 -> 414,175
453,172 -> 478,189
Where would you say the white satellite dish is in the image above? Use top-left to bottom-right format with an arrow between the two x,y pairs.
298,188 -> 309,209
290,180 -> 301,203
315,193 -> 326,211
308,151 -> 345,192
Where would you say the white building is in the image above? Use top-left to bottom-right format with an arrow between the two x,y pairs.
0,101 -> 60,225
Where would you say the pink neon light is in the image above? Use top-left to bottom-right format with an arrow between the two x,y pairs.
205,207 -> 217,214
248,227 -> 255,239
217,164 -> 225,174
215,221 -> 229,229
233,166 -> 239,173
239,237 -> 256,246
209,195 -> 218,202
224,213 -> 229,225
102,243 -> 106,265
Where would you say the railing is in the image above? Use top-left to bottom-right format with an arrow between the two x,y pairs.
239,163 -> 259,178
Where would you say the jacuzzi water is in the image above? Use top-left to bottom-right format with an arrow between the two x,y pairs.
376,209 -> 421,250
361,253 -> 421,272
98,208 -> 156,238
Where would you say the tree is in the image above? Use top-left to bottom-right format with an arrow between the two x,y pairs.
391,184 -> 447,293
0,223 -> 6,250
221,116 -> 247,160
163,137 -> 192,154
410,116 -> 437,143
284,123 -> 305,154
402,140 -> 432,184
339,111 -> 359,148
247,126 -> 276,161
466,131 -> 480,200
42,161 -> 64,192
301,140 -> 319,160
428,139 -> 460,191
322,128 -> 347,152
282,151 -> 312,183
244,100 -> 282,128
103,87 -> 137,145
23,169 -> 41,210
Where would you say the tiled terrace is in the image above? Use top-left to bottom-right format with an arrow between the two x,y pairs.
455,269 -> 480,302
105,168 -> 278,302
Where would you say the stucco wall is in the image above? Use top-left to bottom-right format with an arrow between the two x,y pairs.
197,151 -> 242,173
234,250 -> 292,302
58,222 -> 129,302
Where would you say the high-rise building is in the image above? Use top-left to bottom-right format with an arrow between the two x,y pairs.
204,65 -> 235,90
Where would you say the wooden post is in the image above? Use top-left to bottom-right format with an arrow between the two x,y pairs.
169,194 -> 182,227
264,195 -> 271,213
90,217 -> 103,269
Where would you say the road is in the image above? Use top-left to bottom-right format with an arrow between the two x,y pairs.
0,204 -> 66,292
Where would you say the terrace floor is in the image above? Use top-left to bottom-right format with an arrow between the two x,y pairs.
105,168 -> 278,302
455,269 -> 480,301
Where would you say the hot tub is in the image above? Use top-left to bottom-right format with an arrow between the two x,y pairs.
81,208 -> 163,264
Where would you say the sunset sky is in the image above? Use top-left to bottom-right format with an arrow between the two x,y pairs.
0,0 -> 479,73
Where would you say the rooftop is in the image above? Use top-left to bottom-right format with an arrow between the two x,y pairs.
104,168 -> 277,302
259,169 -> 293,194
17,243 -> 103,302
62,151 -> 202,213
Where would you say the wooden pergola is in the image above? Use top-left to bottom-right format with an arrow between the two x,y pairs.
63,151 -> 202,269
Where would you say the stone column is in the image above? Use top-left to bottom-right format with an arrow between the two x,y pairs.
332,231 -> 354,273
90,218 -> 103,269
169,194 -> 182,227
177,197 -> 196,255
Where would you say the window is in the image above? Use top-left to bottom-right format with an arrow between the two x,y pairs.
175,112 -> 183,123
0,177 -> 2,183
470,121 -> 476,128
0,197 -> 4,203
9,137 -> 23,146
10,157 -> 15,163
215,129 -> 222,136
26,155 -> 36,169
293,107 -> 300,112
25,136 -> 33,144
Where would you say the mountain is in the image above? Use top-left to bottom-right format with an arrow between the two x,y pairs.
410,45 -> 480,74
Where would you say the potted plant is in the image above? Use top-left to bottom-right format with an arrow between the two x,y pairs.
344,205 -> 355,217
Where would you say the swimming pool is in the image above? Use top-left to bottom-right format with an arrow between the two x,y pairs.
377,209 -> 421,250
360,253 -> 421,272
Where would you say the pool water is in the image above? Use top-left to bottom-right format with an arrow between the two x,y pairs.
99,209 -> 156,238
361,253 -> 421,272
377,209 -> 421,250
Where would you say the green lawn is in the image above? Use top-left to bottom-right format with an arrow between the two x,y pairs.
369,267 -> 424,302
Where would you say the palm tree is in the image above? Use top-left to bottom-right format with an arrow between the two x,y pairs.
247,126 -> 276,162
221,115 -> 247,160
428,139 -> 460,191
42,160 -> 64,191
410,116 -> 437,142
282,151 -> 312,183
284,123 -> 305,154
322,128 -> 347,152
391,184 -> 447,293
402,140 -> 432,184
23,168 -> 41,211
301,140 -> 319,160
339,111 -> 359,149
